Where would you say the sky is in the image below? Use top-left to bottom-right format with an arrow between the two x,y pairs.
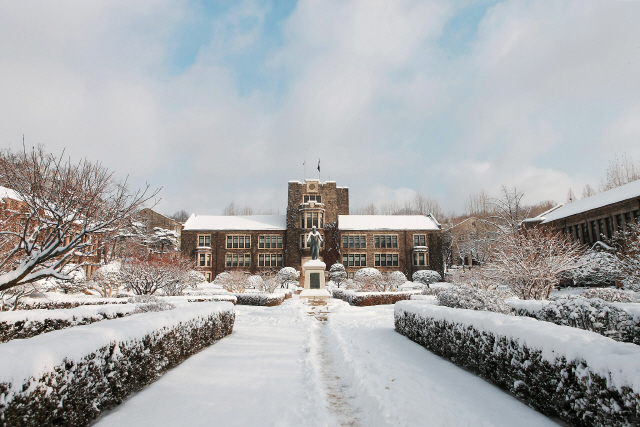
1,0 -> 640,217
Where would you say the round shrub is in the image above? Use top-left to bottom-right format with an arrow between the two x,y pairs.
437,286 -> 512,315
572,250 -> 621,287
412,270 -> 442,287
580,288 -> 637,303
329,263 -> 347,286
275,267 -> 299,288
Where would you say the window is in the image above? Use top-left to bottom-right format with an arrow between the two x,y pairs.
414,234 -> 426,247
582,223 -> 589,244
226,235 -> 251,249
300,233 -> 324,249
301,212 -> 324,229
413,252 -> 427,266
342,235 -> 366,248
616,214 -> 623,230
197,253 -> 211,267
375,253 -> 399,267
226,253 -> 250,267
591,221 -> 598,242
342,253 -> 366,267
634,210 -> 640,222
198,235 -> 211,247
259,253 -> 283,267
374,235 -> 398,248
574,225 -> 580,242
259,235 -> 283,249
303,195 -> 322,203
625,212 -> 632,225
205,272 -> 211,282
605,217 -> 613,238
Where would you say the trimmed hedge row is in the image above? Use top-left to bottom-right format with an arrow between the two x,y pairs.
0,303 -> 235,427
235,293 -> 285,306
395,302 -> 640,427
507,298 -> 640,345
0,305 -> 139,343
15,298 -> 128,310
334,289 -> 418,306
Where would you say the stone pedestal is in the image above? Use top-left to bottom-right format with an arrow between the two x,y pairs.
300,259 -> 330,300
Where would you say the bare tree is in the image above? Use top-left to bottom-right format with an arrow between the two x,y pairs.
168,210 -> 190,223
464,190 -> 492,217
566,188 -> 577,203
119,255 -> 195,295
483,227 -> 584,300
484,186 -> 530,235
600,154 -> 640,192
582,184 -> 596,199
223,201 -> 239,216
0,146 -> 157,292
214,271 -> 248,293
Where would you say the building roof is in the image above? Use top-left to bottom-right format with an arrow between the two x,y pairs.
540,179 -> 640,224
183,214 -> 287,231
338,215 -> 440,231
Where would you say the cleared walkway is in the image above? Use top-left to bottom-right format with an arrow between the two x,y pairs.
95,298 -> 560,427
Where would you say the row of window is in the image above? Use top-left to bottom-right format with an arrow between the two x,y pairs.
564,210 -> 639,245
198,235 -> 284,249
222,253 -> 284,268
342,234 -> 427,249
303,195 -> 322,203
340,252 -> 427,267
300,212 -> 324,229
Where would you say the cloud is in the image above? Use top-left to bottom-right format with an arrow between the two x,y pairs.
1,0 -> 639,217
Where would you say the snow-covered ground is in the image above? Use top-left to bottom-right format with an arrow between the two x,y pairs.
95,298 -> 560,427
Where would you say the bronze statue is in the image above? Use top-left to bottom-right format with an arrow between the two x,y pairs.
306,225 -> 323,260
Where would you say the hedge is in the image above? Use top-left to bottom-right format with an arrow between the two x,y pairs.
0,302 -> 235,427
339,290 -> 419,306
395,301 -> 640,427
235,293 -> 285,306
14,297 -> 128,310
0,304 -> 139,343
158,295 -> 238,306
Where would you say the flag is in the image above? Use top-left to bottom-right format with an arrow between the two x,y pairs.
317,158 -> 320,172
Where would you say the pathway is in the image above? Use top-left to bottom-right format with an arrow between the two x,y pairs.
95,297 -> 561,427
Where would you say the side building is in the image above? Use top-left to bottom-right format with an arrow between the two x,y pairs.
526,179 -> 640,243
181,179 -> 444,281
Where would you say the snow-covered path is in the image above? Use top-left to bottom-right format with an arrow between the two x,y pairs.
95,298 -> 560,427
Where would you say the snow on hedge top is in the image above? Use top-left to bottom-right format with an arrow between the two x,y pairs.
0,302 -> 234,389
539,179 -> 640,224
338,215 -> 439,230
184,214 -> 286,231
396,301 -> 640,391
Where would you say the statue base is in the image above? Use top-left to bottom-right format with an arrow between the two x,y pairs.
300,259 -> 329,300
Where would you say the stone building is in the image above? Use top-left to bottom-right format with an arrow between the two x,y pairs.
525,179 -> 640,243
181,179 -> 443,282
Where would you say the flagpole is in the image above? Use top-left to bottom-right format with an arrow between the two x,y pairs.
303,159 -> 306,181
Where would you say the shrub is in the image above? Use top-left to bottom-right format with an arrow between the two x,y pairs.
353,268 -> 401,292
412,270 -> 442,286
341,290 -> 417,306
421,282 -> 454,296
328,263 -> 347,287
248,275 -> 264,289
215,271 -> 248,293
275,267 -> 299,289
0,303 -> 235,426
437,286 -> 512,315
581,287 -> 637,303
87,262 -> 121,297
395,302 -> 640,427
259,278 -> 279,294
572,250 -> 621,287
537,296 -> 636,342
128,295 -> 176,313
235,293 -> 285,306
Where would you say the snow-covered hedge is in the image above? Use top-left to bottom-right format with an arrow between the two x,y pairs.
0,302 -> 235,426
14,297 -> 129,310
0,304 -> 139,343
581,288 -> 637,303
235,293 -> 285,307
412,270 -> 442,286
437,286 -> 512,315
338,289 -> 420,306
331,288 -> 346,300
158,295 -> 238,306
421,282 -> 454,296
395,301 -> 640,427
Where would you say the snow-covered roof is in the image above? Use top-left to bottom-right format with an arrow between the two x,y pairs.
184,215 -> 287,231
0,185 -> 21,202
540,179 -> 640,224
338,215 -> 440,231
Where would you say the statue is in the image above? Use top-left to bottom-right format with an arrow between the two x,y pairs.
306,226 -> 323,260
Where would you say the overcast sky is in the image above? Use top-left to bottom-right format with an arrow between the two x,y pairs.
2,0 -> 640,216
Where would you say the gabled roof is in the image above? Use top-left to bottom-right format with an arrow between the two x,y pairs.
0,185 -> 21,202
338,215 -> 440,231
183,214 -> 287,231
540,179 -> 640,224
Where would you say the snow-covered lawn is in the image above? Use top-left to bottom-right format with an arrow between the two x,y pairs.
95,298 -> 559,427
